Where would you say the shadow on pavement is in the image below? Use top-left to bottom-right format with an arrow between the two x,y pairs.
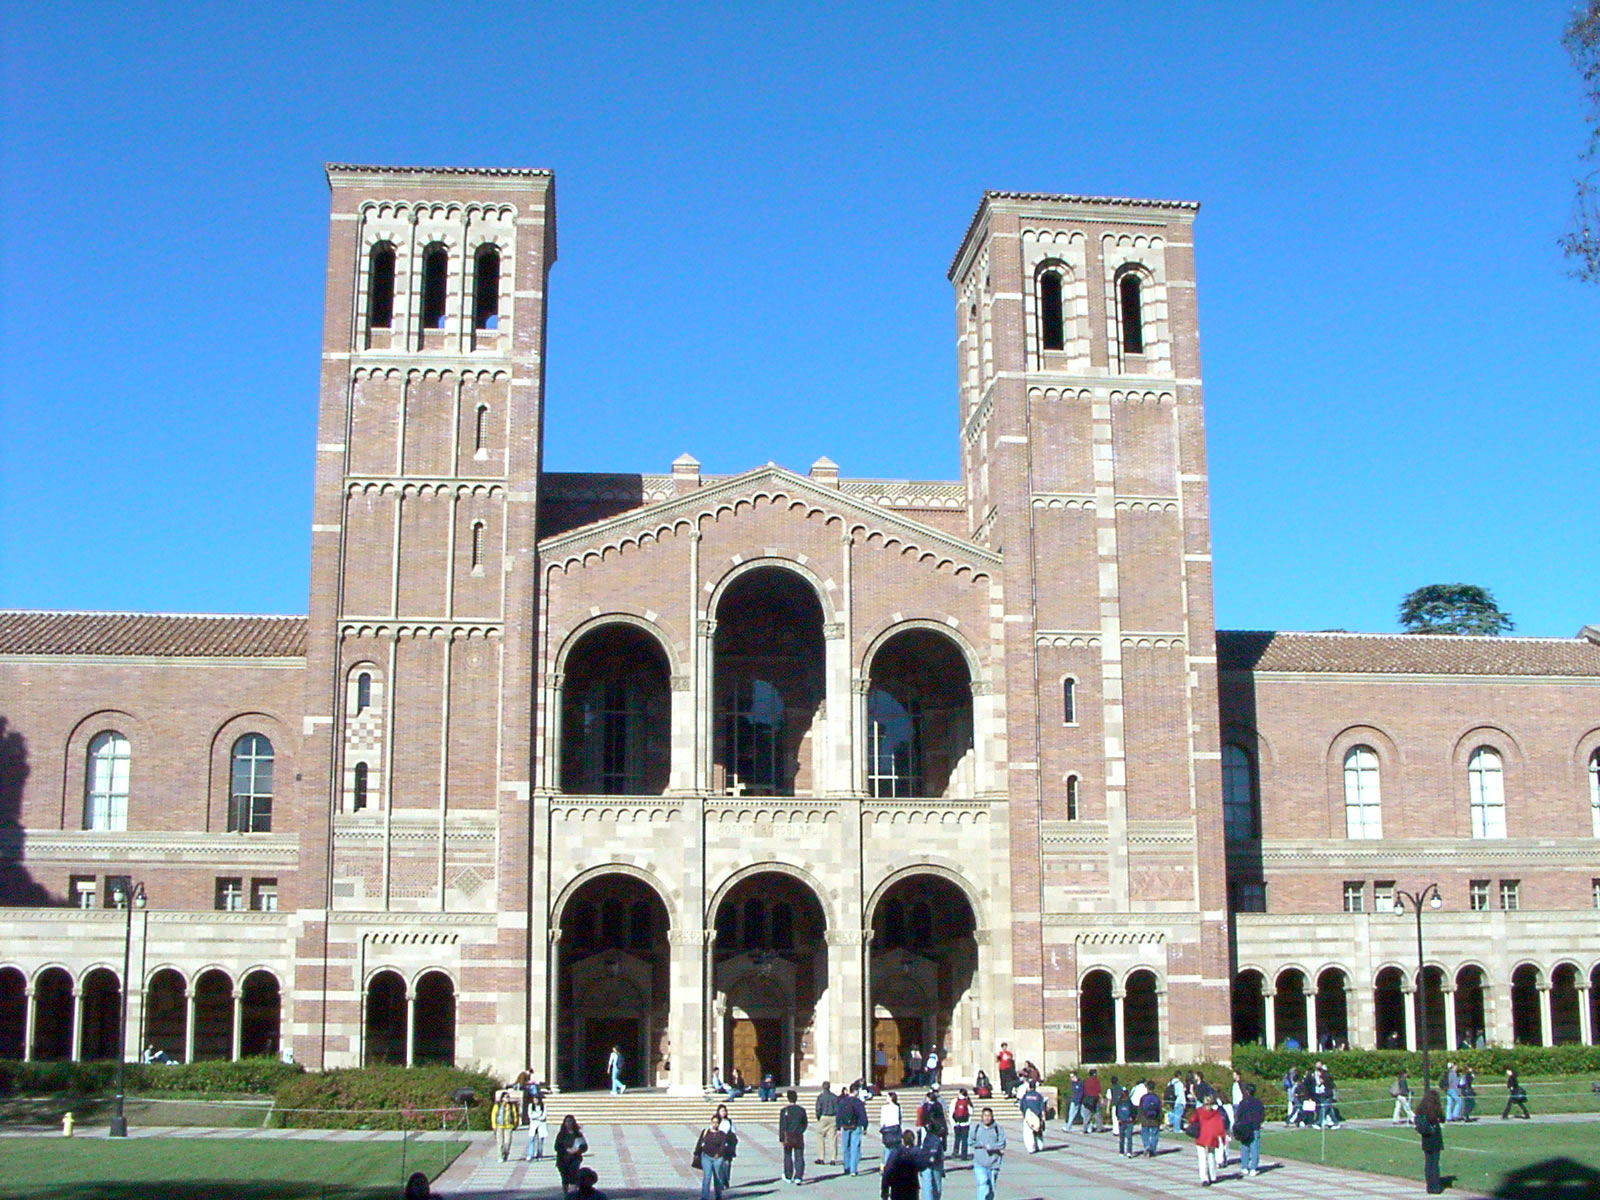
1490,1155 -> 1600,1198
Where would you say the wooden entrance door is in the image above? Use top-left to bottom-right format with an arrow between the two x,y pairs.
874,1016 -> 922,1084
584,1018 -> 639,1089
729,1017 -> 783,1082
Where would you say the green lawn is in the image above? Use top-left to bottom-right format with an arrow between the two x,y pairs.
1261,1118 -> 1600,1196
1258,1073 -> 1600,1121
1,1094 -> 270,1130
0,1137 -> 467,1200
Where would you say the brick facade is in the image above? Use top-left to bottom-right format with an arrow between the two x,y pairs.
1,167 -> 1595,1085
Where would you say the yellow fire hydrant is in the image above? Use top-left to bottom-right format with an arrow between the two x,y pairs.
62,1112 -> 74,1137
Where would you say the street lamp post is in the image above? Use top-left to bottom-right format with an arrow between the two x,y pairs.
109,880 -> 146,1139
1394,882 -> 1442,1093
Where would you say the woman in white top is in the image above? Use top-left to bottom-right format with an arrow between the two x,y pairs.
524,1089 -> 547,1162
879,1090 -> 903,1149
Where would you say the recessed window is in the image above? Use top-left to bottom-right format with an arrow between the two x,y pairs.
367,242 -> 396,330
228,733 -> 274,834
866,688 -> 919,799
1231,881 -> 1266,913
1589,750 -> 1599,837
1591,878 -> 1599,910
83,731 -> 130,831
1342,746 -> 1382,839
420,243 -> 448,331
1062,677 -> 1077,725
251,878 -> 278,912
1222,744 -> 1258,841
106,875 -> 132,908
1468,747 -> 1506,839
473,246 -> 500,330
1065,774 -> 1080,821
1469,880 -> 1490,911
356,672 -> 372,713
1119,272 -> 1145,355
1499,880 -> 1520,912
471,521 -> 485,572
352,761 -> 369,811
1343,881 -> 1365,913
1374,880 -> 1396,914
70,875 -> 97,910
474,404 -> 489,455
215,877 -> 244,912
1039,269 -> 1065,351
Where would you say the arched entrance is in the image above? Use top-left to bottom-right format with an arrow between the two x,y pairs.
1374,967 -> 1406,1049
1079,970 -> 1116,1063
1550,964 -> 1581,1045
557,872 -> 671,1089
414,972 -> 455,1065
713,870 -> 827,1084
0,967 -> 25,1059
192,969 -> 233,1061
145,969 -> 187,1062
1419,966 -> 1447,1051
240,970 -> 281,1058
1273,969 -> 1308,1050
560,624 -> 671,795
1454,965 -> 1487,1048
865,629 -> 974,797
1315,968 -> 1349,1049
30,968 -> 72,1061
364,970 -> 407,1066
868,873 -> 979,1080
1124,969 -> 1161,1062
1231,970 -> 1266,1047
1511,964 -> 1542,1045
712,568 -> 825,796
79,968 -> 121,1061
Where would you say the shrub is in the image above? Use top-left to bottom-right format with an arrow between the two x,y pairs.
271,1065 -> 502,1130
1231,1043 -> 1600,1082
0,1056 -> 303,1098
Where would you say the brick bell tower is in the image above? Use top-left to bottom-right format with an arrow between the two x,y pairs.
294,165 -> 556,1069
950,192 -> 1231,1064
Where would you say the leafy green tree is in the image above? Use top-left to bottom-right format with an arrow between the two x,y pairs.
1398,584 -> 1515,636
1562,1 -> 1600,281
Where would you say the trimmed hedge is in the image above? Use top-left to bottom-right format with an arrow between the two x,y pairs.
1231,1043 -> 1600,1082
0,1057 -> 303,1097
271,1065 -> 502,1131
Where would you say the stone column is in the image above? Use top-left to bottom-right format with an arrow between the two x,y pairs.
232,990 -> 244,1061
1305,989 -> 1319,1051
70,987 -> 84,1062
1261,987 -> 1276,1049
1402,984 -> 1417,1052
667,928 -> 708,1094
1112,989 -> 1127,1065
826,928 -> 868,1085
1442,983 -> 1458,1052
542,673 -> 564,792
184,989 -> 197,1064
545,930 -> 561,1086
696,617 -> 717,791
823,620 -> 850,794
1344,987 -> 1359,1048
406,989 -> 417,1067
1537,983 -> 1553,1047
1576,983 -> 1593,1047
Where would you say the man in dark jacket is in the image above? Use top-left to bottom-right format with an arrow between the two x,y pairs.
1233,1081 -> 1266,1178
778,1089 -> 809,1185
838,1083 -> 868,1176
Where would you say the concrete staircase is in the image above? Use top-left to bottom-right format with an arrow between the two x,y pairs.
532,1084 -> 1044,1127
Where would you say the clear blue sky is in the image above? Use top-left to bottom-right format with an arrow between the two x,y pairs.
1,2 -> 1594,636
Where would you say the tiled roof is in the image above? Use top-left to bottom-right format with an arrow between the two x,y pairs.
0,611 -> 307,658
1218,630 -> 1600,677
325,163 -> 552,178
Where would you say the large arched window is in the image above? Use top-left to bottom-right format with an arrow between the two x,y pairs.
1343,746 -> 1382,839
1468,746 -> 1506,839
1038,268 -> 1066,351
1590,749 -> 1600,838
1118,272 -> 1145,355
473,246 -> 500,329
367,242 -> 396,330
868,689 -> 921,798
420,243 -> 449,331
721,679 -> 786,796
228,734 -> 274,833
83,731 -> 130,831
1222,744 -> 1258,841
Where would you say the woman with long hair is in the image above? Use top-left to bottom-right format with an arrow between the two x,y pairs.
525,1086 -> 548,1161
693,1113 -> 733,1200
554,1113 -> 588,1197
714,1102 -> 738,1184
1415,1088 -> 1445,1195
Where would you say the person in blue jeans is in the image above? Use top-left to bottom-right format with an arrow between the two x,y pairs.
839,1083 -> 867,1175
1233,1081 -> 1266,1177
693,1115 -> 732,1200
606,1046 -> 625,1095
970,1107 -> 1006,1200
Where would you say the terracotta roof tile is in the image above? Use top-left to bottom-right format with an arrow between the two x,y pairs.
1218,630 -> 1600,677
0,611 -> 307,658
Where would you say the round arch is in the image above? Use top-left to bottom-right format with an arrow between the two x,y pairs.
860,618 -> 984,686
552,863 -> 678,931
864,861 -> 986,931
1450,724 -> 1526,766
554,611 -> 684,679
705,556 -> 840,627
707,860 -> 836,932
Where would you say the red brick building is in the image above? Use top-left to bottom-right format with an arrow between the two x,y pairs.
1,166 -> 1595,1087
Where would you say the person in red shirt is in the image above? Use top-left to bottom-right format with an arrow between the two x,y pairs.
996,1044 -> 1017,1098
1191,1093 -> 1228,1187
1082,1069 -> 1103,1133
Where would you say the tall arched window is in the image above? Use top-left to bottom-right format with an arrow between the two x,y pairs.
1468,747 -> 1506,839
1590,750 -> 1600,838
473,246 -> 500,329
356,672 -> 372,712
1222,744 -> 1258,841
1038,269 -> 1065,351
1065,774 -> 1080,821
367,243 -> 396,330
352,761 -> 369,811
1119,272 -> 1145,355
83,732 -> 130,831
228,733 -> 274,833
1062,677 -> 1077,724
720,679 -> 786,796
1343,746 -> 1382,839
420,243 -> 448,331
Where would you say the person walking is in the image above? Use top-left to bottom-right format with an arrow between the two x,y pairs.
1019,1080 -> 1046,1153
778,1088 -> 808,1186
1443,1062 -> 1461,1123
1501,1068 -> 1531,1119
714,1104 -> 738,1186
1082,1068 -> 1103,1133
925,1045 -> 942,1088
839,1083 -> 867,1176
1063,1070 -> 1084,1133
1114,1084 -> 1137,1158
950,1089 -> 972,1160
881,1130 -> 921,1200
1138,1080 -> 1163,1157
553,1115 -> 588,1198
525,1088 -> 548,1162
1391,1068 -> 1415,1125
606,1045 -> 625,1095
492,1085 -> 521,1162
1166,1070 -> 1188,1134
1415,1088 -> 1445,1194
1190,1093 -> 1227,1188
880,1090 -> 904,1151
875,1044 -> 889,1091
919,1121 -> 946,1200
1233,1082 -> 1266,1178
971,1108 -> 1006,1200
694,1114 -> 733,1200
815,1080 -> 839,1166
1461,1067 -> 1478,1121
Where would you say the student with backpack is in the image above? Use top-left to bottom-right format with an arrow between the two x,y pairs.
1137,1082 -> 1163,1157
950,1089 -> 972,1159
1114,1086 -> 1137,1158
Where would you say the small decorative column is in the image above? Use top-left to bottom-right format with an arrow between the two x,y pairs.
1305,989 -> 1319,1051
1261,986 -> 1276,1049
184,988 -> 197,1065
1537,983 -> 1553,1047
70,987 -> 84,1062
1442,983 -> 1458,1052
231,989 -> 244,1061
1576,983 -> 1593,1047
405,988 -> 417,1067
1402,983 -> 1417,1052
545,928 -> 562,1086
23,986 -> 36,1062
1112,988 -> 1127,1065
1344,986 -> 1359,1049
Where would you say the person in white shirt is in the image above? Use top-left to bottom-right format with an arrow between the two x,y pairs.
879,1091 -> 903,1149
